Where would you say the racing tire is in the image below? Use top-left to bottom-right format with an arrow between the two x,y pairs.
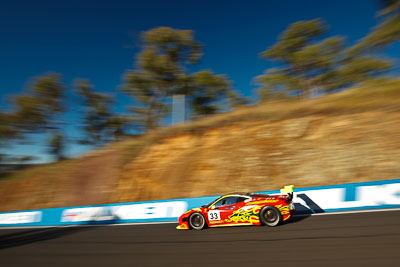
259,206 -> 282,227
188,212 -> 206,230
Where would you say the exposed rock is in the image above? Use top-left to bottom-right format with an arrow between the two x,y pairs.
113,111 -> 400,203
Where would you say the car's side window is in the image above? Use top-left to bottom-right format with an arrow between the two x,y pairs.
213,196 -> 240,207
224,197 -> 238,206
213,198 -> 226,208
237,197 -> 249,203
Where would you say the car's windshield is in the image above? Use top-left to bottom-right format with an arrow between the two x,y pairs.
202,196 -> 223,208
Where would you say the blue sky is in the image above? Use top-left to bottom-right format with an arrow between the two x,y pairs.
0,0 -> 398,162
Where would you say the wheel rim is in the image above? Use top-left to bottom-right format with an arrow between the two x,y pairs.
191,214 -> 204,228
264,209 -> 277,222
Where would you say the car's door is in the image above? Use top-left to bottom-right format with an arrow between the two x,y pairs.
207,196 -> 242,225
234,196 -> 250,210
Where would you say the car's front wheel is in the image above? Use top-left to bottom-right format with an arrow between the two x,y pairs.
259,206 -> 282,227
188,212 -> 206,230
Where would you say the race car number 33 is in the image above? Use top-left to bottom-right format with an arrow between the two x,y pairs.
207,210 -> 221,221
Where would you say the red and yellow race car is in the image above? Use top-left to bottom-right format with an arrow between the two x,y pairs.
177,185 -> 295,230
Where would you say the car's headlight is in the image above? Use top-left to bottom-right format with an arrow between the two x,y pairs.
289,203 -> 295,210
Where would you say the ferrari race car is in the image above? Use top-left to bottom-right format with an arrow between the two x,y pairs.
177,185 -> 295,230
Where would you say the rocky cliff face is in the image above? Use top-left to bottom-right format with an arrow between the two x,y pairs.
113,111 -> 400,203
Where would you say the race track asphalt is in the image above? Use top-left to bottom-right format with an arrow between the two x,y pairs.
1,210 -> 400,267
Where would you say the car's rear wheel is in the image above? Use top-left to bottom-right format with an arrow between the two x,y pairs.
188,212 -> 206,230
259,206 -> 282,227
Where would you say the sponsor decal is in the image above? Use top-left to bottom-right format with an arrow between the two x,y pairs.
209,220 -> 224,224
275,204 -> 291,215
114,201 -> 187,220
225,207 -> 260,224
248,200 -> 279,205
0,211 -> 42,224
240,205 -> 258,211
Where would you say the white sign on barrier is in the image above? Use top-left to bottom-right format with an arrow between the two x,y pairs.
61,201 -> 188,222
358,184 -> 400,205
61,207 -> 115,222
294,183 -> 400,211
0,211 -> 42,224
114,201 -> 187,220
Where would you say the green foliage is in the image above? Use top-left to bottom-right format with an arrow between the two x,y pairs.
189,71 -> 231,116
123,70 -> 170,130
262,19 -> 327,63
123,27 -> 233,130
76,79 -> 113,144
12,73 -> 65,132
257,68 -> 299,101
123,27 -> 201,130
257,19 -> 344,98
228,90 -> 249,109
76,79 -> 129,145
0,112 -> 18,143
142,26 -> 202,67
360,0 -> 400,48
257,18 -> 392,100
337,56 -> 392,86
0,73 -> 67,162
48,132 -> 65,161
107,115 -> 132,140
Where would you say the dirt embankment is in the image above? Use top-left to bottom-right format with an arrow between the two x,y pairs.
0,150 -> 123,211
112,111 -> 400,203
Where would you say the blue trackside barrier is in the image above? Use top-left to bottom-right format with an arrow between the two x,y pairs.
0,179 -> 399,227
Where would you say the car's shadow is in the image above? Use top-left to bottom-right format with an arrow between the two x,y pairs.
285,214 -> 311,225
284,192 -> 325,225
0,226 -> 91,250
295,193 -> 325,214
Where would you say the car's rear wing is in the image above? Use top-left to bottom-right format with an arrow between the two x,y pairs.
280,185 -> 294,202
